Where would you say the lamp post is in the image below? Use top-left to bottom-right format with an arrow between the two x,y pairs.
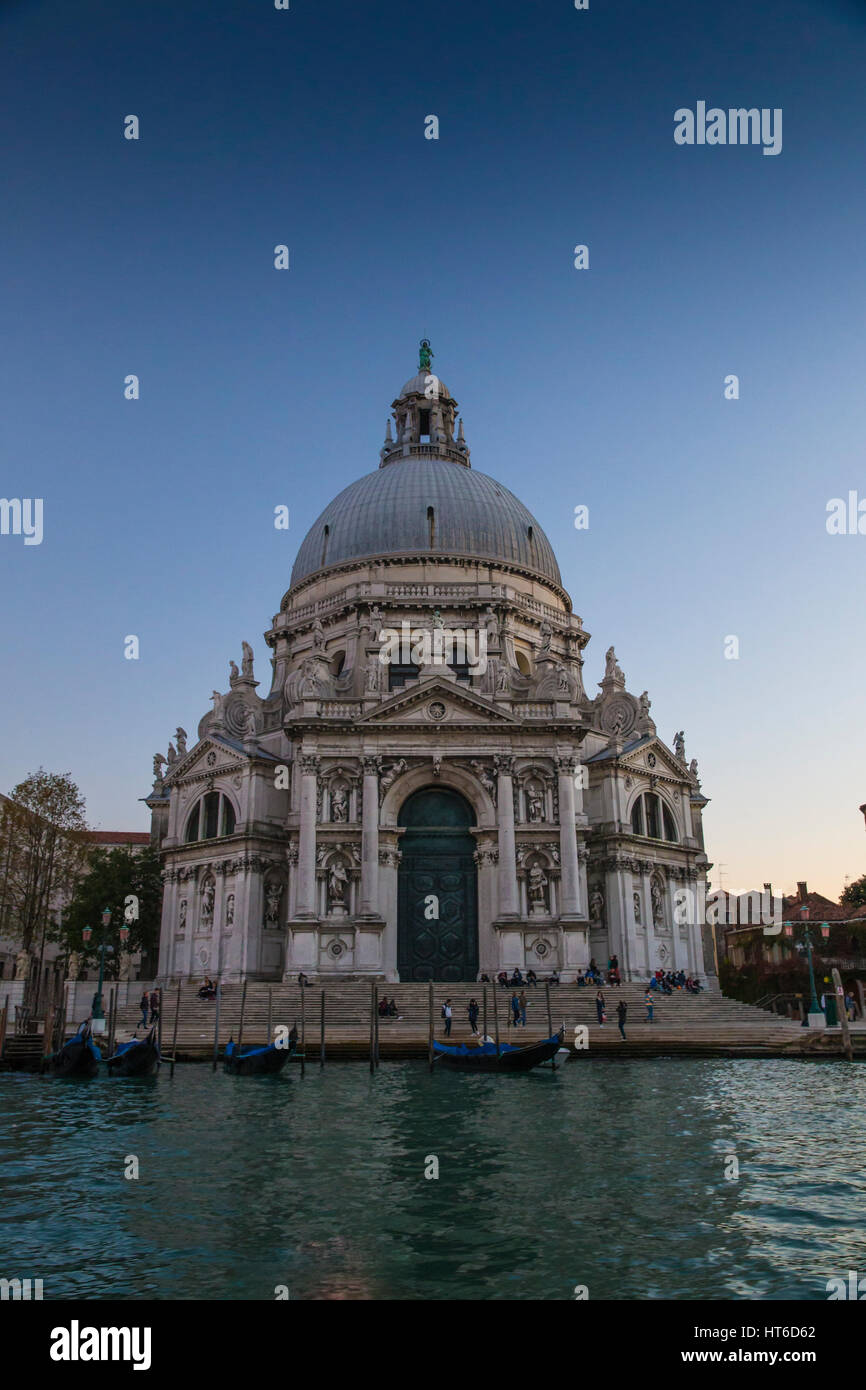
792,912 -> 825,1030
82,909 -> 129,1032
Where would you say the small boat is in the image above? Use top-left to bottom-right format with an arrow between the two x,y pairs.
107,1025 -> 160,1077
433,1028 -> 566,1072
223,1037 -> 292,1076
46,1018 -> 101,1078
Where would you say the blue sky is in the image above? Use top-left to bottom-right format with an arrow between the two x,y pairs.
1,0 -> 865,898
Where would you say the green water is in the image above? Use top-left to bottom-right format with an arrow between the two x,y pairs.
2,1058 -> 864,1300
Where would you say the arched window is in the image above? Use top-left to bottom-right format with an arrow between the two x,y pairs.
515,649 -> 532,677
629,792 -> 678,843
185,792 -> 237,842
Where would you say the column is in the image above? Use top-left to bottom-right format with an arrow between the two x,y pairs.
359,755 -> 380,917
494,755 -> 519,918
556,756 -> 581,918
295,754 -> 319,918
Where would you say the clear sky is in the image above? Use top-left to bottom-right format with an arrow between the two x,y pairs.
1,0 -> 864,901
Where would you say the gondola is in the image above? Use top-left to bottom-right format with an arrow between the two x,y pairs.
433,1028 -> 565,1072
45,1018 -> 101,1078
222,1037 -> 293,1076
106,1024 -> 160,1077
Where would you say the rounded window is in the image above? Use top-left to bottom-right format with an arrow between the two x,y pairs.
185,792 -> 237,842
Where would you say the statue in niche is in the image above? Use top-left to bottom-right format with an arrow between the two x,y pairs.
528,864 -> 549,912
312,618 -> 325,651
328,861 -> 348,906
176,727 -> 187,756
527,787 -> 545,823
651,879 -> 664,926
331,785 -> 349,822
153,752 -> 167,783
241,641 -> 254,678
589,888 -> 605,923
179,899 -> 187,929
633,892 -> 642,924
365,659 -> 380,693
265,883 -> 282,924
539,620 -> 552,651
484,606 -> 500,644
230,659 -> 239,681
201,883 -> 215,918
673,730 -> 686,761
225,893 -> 235,926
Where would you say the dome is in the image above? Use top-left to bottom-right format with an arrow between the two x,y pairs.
290,456 -> 562,589
399,371 -> 451,399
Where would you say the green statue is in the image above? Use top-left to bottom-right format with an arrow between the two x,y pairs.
419,338 -> 433,372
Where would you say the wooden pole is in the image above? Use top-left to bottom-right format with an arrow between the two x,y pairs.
483,985 -> 487,1043
319,988 -> 325,1068
374,985 -> 380,1068
428,981 -> 434,1071
236,978 -> 248,1057
0,994 -> 8,1063
212,978 -> 221,1071
832,967 -> 854,1062
42,1005 -> 54,1060
267,987 -> 273,1047
493,985 -> 500,1056
170,980 -> 181,1077
156,984 -> 163,1055
545,983 -> 553,1037
300,985 -> 306,1077
106,987 -> 115,1058
370,983 -> 375,1073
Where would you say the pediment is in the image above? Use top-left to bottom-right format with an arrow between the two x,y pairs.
619,738 -> 690,784
356,678 -> 519,727
163,735 -> 249,786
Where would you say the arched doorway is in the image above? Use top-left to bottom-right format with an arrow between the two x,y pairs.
397,787 -> 478,982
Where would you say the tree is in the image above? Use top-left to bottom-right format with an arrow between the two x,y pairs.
840,874 -> 866,913
60,845 -> 163,976
0,770 -> 88,954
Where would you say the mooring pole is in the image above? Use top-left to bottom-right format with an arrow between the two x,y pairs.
236,978 -> 248,1056
107,986 -> 117,1058
170,980 -> 181,1077
300,985 -> 306,1078
375,985 -> 381,1067
212,978 -> 221,1071
319,988 -> 325,1068
483,986 -> 488,1042
493,985 -> 500,1057
545,983 -> 553,1037
370,982 -> 375,1074
831,967 -> 854,1062
428,981 -> 435,1072
267,987 -> 273,1047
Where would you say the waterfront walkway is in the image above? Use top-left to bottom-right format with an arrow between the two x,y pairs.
103,980 -> 861,1060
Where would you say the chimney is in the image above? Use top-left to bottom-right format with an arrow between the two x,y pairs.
763,881 -> 772,901
797,881 -> 808,903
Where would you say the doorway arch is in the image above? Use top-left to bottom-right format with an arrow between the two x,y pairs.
397,787 -> 478,982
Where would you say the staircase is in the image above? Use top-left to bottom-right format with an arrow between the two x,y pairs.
106,979 -> 816,1060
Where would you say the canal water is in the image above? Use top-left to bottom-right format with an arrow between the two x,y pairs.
2,1058 -> 864,1301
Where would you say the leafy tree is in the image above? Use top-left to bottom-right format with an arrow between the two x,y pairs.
60,845 -> 163,976
0,770 -> 88,953
840,874 -> 866,912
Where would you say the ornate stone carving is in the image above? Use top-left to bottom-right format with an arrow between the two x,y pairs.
528,863 -> 549,913
225,893 -> 235,926
242,641 -> 255,678
379,758 -> 408,802
493,754 -> 514,776
470,760 -> 497,803
633,891 -> 642,924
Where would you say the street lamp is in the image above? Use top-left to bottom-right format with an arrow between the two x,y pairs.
82,907 -> 115,1029
791,915 -> 825,1030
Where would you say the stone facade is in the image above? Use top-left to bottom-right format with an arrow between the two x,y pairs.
148,350 -> 713,983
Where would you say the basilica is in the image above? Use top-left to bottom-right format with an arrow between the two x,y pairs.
146,346 -> 714,984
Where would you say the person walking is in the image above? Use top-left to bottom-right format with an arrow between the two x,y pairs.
149,988 -> 160,1025
644,988 -> 654,1023
595,989 -> 606,1026
518,989 -> 528,1026
510,991 -> 521,1028
468,997 -> 480,1036
137,990 -> 149,1030
442,998 -> 453,1037
617,998 -> 627,1041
